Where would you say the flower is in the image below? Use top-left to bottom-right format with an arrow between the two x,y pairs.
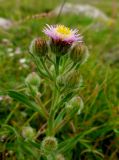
43,24 -> 82,56
43,24 -> 82,43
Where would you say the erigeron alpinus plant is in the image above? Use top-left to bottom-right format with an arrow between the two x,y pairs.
1,24 -> 89,160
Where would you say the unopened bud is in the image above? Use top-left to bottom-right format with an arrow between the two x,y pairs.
65,70 -> 80,88
56,75 -> 65,87
22,126 -> 35,140
41,136 -> 58,153
50,39 -> 71,56
65,96 -> 84,115
29,38 -> 48,57
56,154 -> 65,160
25,72 -> 40,87
70,43 -> 89,64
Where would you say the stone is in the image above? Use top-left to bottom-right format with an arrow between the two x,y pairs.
0,17 -> 12,30
53,3 -> 110,22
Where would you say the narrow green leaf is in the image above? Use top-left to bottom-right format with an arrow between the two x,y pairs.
58,127 -> 99,153
8,90 -> 41,113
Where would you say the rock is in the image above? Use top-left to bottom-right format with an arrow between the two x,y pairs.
53,3 -> 110,22
0,17 -> 13,30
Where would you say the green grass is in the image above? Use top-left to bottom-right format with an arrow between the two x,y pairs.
0,0 -> 119,159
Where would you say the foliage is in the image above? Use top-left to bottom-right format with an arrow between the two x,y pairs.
0,0 -> 119,160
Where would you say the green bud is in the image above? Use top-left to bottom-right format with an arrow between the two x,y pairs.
56,70 -> 81,89
41,136 -> 58,153
29,37 -> 48,57
56,154 -> 65,160
22,126 -> 35,140
65,70 -> 80,88
65,96 -> 84,115
56,75 -> 65,87
25,72 -> 40,87
70,43 -> 89,64
50,39 -> 71,56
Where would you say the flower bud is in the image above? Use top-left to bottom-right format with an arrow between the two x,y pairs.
65,70 -> 80,88
56,75 -> 65,87
41,136 -> 58,153
65,96 -> 84,115
25,72 -> 40,87
70,43 -> 89,64
29,37 -> 48,57
56,154 -> 65,160
22,126 -> 35,140
56,70 -> 81,88
50,39 -> 71,56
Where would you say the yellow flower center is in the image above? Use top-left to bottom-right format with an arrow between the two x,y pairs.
55,25 -> 72,39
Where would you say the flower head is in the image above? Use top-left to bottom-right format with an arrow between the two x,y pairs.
43,24 -> 82,56
43,24 -> 82,44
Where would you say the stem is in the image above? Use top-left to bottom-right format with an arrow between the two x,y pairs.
46,55 -> 55,65
55,56 -> 60,76
35,95 -> 49,119
47,87 -> 59,136
29,52 -> 48,78
53,114 -> 71,134
22,112 -> 38,127
4,103 -> 19,124
64,62 -> 76,75
40,58 -> 53,80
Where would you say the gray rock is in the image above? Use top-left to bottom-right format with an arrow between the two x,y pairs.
0,17 -> 12,30
53,3 -> 110,22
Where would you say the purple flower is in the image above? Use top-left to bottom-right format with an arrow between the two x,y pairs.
43,24 -> 82,44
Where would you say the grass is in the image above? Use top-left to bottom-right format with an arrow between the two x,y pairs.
0,0 -> 119,159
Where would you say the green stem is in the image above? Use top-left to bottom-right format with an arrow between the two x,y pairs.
64,62 -> 76,75
40,58 -> 53,80
53,114 -> 71,134
35,95 -> 49,119
55,56 -> 60,76
47,87 -> 59,136
46,55 -> 55,65
4,103 -> 19,124
29,52 -> 48,78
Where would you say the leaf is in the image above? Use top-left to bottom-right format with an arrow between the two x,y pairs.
54,108 -> 66,127
2,124 -> 19,137
17,140 -> 39,159
28,140 -> 41,149
58,127 -> 99,153
8,90 -> 41,113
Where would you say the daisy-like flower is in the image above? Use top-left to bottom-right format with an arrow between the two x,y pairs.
43,24 -> 82,56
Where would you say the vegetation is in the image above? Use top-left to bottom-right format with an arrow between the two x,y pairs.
0,0 -> 119,159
